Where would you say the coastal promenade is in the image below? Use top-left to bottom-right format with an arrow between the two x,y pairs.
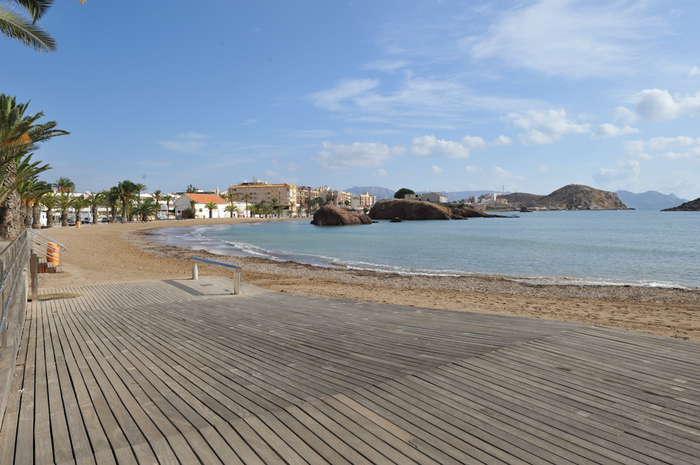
1,277 -> 699,464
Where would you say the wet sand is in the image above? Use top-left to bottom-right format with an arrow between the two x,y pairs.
37,218 -> 700,343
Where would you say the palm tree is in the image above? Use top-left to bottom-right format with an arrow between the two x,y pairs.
132,198 -> 158,222
134,182 -> 147,205
0,93 -> 67,239
162,194 -> 172,219
151,190 -> 162,219
18,175 -> 50,228
204,201 -> 218,218
41,193 -> 56,228
71,195 -> 90,226
225,203 -> 238,218
86,192 -> 103,224
115,180 -> 138,223
53,176 -> 75,193
1,0 -> 88,52
242,193 -> 251,218
186,184 -> 196,194
56,193 -> 72,227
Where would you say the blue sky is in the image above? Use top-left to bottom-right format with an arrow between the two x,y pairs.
3,0 -> 700,199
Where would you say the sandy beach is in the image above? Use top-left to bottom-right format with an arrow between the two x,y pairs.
36,218 -> 700,343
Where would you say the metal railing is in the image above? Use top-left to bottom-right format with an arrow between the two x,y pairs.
190,256 -> 242,295
27,229 -> 66,266
0,230 -> 30,347
0,229 -> 66,341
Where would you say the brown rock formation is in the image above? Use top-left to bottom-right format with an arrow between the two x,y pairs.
369,199 -> 451,220
311,205 -> 372,225
504,184 -> 627,210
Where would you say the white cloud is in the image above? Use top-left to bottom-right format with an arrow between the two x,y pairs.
178,132 -> 211,139
493,135 -> 512,145
361,60 -> 410,72
613,106 -> 638,125
592,123 -> 639,139
464,165 -> 483,174
537,165 -> 549,173
285,162 -> 302,172
157,132 -> 214,154
374,169 -> 388,176
242,119 -> 260,126
411,134 -> 498,158
431,165 -> 443,174
487,167 -> 524,191
316,141 -> 401,170
505,109 -> 591,145
593,159 -> 640,183
633,89 -> 700,122
624,136 -> 700,159
412,135 -> 481,158
310,79 -> 380,111
689,66 -> 700,77
469,0 -> 661,78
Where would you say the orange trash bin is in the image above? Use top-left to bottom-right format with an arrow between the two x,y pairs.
47,242 -> 59,265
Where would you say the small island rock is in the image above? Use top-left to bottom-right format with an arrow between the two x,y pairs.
311,205 -> 372,226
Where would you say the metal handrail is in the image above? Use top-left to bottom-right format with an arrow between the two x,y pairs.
24,229 -> 65,266
0,230 -> 30,345
190,256 -> 242,295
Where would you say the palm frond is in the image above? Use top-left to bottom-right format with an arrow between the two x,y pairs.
0,8 -> 56,52
11,0 -> 55,22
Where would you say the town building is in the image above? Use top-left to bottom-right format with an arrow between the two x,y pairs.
228,179 -> 298,214
173,193 -> 228,219
404,192 -> 449,203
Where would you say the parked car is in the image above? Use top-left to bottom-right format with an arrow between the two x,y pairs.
101,217 -> 110,223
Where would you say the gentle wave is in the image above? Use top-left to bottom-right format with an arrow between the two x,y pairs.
149,220 -> 696,289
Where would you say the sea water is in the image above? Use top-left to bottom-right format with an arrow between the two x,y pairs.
152,210 -> 700,288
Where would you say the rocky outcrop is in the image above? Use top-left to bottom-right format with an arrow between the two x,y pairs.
662,197 -> 700,211
447,206 -> 491,219
503,184 -> 627,210
311,205 -> 372,225
369,199 -> 451,220
369,199 -> 496,220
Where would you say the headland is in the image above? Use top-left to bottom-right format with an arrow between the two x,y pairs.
37,218 -> 700,343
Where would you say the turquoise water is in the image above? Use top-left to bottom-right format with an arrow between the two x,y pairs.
153,210 -> 700,288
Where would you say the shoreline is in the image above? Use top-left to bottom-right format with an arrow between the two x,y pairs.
37,218 -> 700,343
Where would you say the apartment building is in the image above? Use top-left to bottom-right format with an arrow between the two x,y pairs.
228,179 -> 298,212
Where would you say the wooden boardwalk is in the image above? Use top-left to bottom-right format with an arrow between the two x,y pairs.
1,277 -> 699,464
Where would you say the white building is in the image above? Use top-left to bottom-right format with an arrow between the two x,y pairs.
173,193 -> 228,219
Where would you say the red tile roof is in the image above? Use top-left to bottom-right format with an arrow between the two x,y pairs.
183,194 -> 227,204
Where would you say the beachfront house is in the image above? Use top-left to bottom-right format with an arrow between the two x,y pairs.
173,193 -> 228,219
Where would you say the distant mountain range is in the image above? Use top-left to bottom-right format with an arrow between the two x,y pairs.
615,190 -> 688,210
344,186 -> 396,200
346,186 -> 687,210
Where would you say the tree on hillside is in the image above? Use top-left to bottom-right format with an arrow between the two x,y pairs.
0,0 -> 87,53
394,188 -> 415,199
